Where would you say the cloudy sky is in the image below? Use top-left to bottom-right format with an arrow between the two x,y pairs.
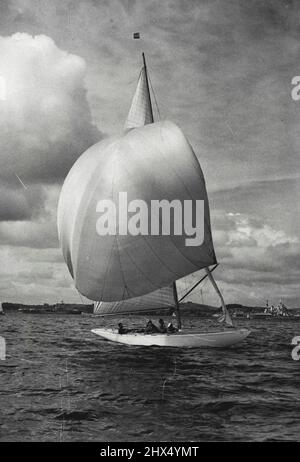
0,0 -> 299,307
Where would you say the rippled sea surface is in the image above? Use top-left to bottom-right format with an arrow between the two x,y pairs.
0,313 -> 299,441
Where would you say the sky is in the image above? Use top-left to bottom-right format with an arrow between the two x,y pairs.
0,0 -> 299,307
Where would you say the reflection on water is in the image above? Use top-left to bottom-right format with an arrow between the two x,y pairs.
0,313 -> 299,441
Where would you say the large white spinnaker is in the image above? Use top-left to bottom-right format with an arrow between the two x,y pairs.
57,120 -> 216,302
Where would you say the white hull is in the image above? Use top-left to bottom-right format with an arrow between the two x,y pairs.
91,327 -> 251,348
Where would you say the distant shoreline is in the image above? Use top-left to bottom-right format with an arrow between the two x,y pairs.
2,301 -> 299,317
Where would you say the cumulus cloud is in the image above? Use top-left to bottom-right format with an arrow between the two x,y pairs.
0,32 -> 103,303
225,212 -> 297,248
0,33 -> 100,185
208,210 -> 300,306
0,182 -> 46,221
0,32 -> 102,226
0,184 -> 60,248
177,208 -> 300,307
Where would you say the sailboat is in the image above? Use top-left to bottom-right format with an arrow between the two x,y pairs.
57,52 -> 250,348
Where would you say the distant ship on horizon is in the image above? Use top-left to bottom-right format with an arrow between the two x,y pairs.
232,300 -> 300,320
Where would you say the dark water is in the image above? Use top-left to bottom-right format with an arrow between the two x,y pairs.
0,313 -> 299,442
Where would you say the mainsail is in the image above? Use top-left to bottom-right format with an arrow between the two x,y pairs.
94,285 -> 174,316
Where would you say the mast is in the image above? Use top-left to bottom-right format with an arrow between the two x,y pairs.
142,52 -> 181,330
142,52 -> 154,123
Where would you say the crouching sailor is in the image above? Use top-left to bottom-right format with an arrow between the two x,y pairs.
145,319 -> 159,333
118,323 -> 127,334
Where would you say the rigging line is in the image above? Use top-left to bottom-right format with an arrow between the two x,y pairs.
184,270 -> 210,297
184,279 -> 210,299
148,72 -> 162,120
178,264 -> 219,302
